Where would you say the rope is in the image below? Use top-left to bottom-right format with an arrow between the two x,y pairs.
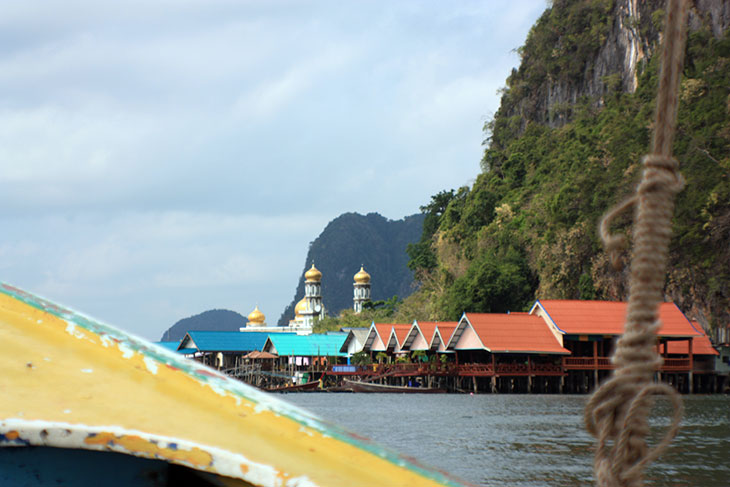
586,1 -> 689,486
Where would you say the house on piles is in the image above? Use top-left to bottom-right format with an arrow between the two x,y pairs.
262,332 -> 348,373
361,323 -> 412,360
338,327 -> 370,360
446,312 -> 569,393
529,300 -> 708,392
176,331 -> 287,370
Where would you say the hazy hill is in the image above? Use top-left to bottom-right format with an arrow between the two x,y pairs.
278,212 -> 424,324
407,0 -> 730,330
160,309 -> 247,342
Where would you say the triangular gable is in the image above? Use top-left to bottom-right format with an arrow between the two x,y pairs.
262,337 -> 277,355
401,321 -> 421,350
447,315 -> 488,351
339,328 -> 370,355
178,333 -> 197,351
339,330 -> 357,354
408,321 -> 437,351
363,322 -> 387,352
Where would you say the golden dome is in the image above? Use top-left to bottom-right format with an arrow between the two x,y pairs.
353,266 -> 371,284
304,264 -> 322,282
294,298 -> 308,317
247,306 -> 265,325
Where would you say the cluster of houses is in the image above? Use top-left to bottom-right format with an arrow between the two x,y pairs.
158,299 -> 730,394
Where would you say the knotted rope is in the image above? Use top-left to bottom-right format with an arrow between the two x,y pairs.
586,1 -> 689,486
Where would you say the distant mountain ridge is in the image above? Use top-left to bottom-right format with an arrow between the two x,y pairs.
161,309 -> 247,342
278,212 -> 425,324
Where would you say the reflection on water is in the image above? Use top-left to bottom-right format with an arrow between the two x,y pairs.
286,394 -> 729,487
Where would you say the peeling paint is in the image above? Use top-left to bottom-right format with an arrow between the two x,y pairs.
0,420 -> 317,487
143,357 -> 158,375
85,432 -> 214,468
118,343 -> 134,359
65,322 -> 85,339
81,368 -> 93,374
0,283 -> 467,487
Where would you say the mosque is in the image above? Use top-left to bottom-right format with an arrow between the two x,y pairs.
240,264 -> 371,335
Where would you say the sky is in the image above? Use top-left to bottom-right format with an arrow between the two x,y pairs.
0,0 -> 547,340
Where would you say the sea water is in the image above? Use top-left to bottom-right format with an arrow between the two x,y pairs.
285,394 -> 730,487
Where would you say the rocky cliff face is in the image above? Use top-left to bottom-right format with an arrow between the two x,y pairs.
421,0 -> 730,333
277,212 -> 424,324
511,0 -> 729,129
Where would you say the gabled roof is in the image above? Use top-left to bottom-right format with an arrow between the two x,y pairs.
339,328 -> 370,354
386,324 -> 413,351
432,323 -> 457,351
532,300 -> 703,337
402,321 -> 439,351
264,333 -> 348,357
178,331 -> 285,353
156,341 -> 181,352
450,313 -> 569,355
363,323 -> 388,352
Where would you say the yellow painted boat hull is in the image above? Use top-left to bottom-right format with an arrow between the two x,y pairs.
0,283 -> 467,487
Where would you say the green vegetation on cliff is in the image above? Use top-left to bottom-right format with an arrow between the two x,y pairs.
407,2 -> 730,330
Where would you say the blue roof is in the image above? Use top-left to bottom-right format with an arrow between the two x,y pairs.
265,333 -> 348,357
180,331 -> 293,353
155,341 -> 181,351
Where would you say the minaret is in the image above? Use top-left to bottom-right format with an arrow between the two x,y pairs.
353,265 -> 371,313
303,263 -> 324,327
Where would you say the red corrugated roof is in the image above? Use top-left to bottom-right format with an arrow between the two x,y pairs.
415,321 -> 438,345
535,300 -> 702,337
433,323 -> 457,348
391,324 -> 412,347
373,323 -> 393,343
665,323 -> 719,355
464,313 -> 568,354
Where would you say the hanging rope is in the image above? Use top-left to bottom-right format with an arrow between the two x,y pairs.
586,1 -> 689,486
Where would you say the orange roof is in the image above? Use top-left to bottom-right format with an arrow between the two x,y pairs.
372,323 -> 411,350
433,323 -> 457,349
463,313 -> 568,354
534,300 -> 703,337
373,323 -> 393,343
390,324 -> 412,348
665,324 -> 718,355
402,321 -> 439,350
415,321 -> 438,345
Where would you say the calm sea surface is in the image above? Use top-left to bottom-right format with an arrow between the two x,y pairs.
285,394 -> 729,487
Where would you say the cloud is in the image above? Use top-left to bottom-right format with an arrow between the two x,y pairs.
0,1 -> 548,339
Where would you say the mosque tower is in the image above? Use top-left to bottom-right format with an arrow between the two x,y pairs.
302,263 -> 324,327
246,306 -> 266,327
353,265 -> 371,313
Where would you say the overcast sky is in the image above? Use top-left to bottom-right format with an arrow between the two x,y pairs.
1,0 -> 546,340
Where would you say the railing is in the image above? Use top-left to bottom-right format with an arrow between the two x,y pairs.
661,358 -> 690,371
563,357 -> 614,370
563,357 -> 692,372
456,364 -> 494,376
527,363 -> 564,375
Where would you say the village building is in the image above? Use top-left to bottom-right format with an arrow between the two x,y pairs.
353,266 -> 372,313
262,333 -> 348,384
447,312 -> 569,393
339,327 -> 370,357
177,330 -> 286,369
529,300 -> 706,392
